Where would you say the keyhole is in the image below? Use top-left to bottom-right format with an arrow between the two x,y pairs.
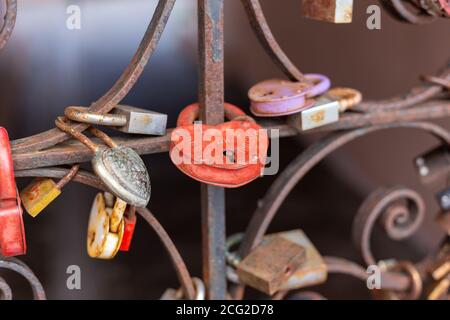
224,150 -> 236,163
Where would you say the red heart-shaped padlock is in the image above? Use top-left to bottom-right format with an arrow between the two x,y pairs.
0,127 -> 27,257
170,103 -> 269,188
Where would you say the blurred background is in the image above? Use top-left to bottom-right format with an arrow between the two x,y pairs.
0,0 -> 449,299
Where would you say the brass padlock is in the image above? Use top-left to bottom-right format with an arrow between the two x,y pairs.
301,0 -> 354,23
20,166 -> 79,217
87,192 -> 126,259
236,232 -> 307,295
65,105 -> 168,136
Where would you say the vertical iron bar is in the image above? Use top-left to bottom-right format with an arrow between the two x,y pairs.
198,0 -> 227,300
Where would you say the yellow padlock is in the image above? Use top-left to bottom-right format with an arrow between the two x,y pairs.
87,192 -> 126,260
20,165 -> 79,217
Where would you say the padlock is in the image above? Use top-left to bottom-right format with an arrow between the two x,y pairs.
87,192 -> 126,259
160,278 -> 205,300
0,127 -> 26,257
301,0 -> 354,23
278,230 -> 328,291
120,205 -> 137,251
288,87 -> 362,131
55,117 -> 151,207
326,87 -> 362,112
170,103 -> 269,188
437,188 -> 450,211
414,146 -> 450,191
248,74 -> 330,117
20,165 -> 79,217
236,232 -> 307,295
65,105 -> 168,136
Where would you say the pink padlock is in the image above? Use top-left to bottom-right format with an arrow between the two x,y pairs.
0,127 -> 27,257
248,74 -> 331,117
304,74 -> 331,98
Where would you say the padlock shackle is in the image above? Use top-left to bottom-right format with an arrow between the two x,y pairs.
55,165 -> 80,189
88,127 -> 118,148
176,103 -> 247,127
0,127 -> 17,200
65,106 -> 128,127
326,87 -> 362,112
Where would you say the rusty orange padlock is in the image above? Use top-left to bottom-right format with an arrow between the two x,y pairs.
0,127 -> 27,257
169,103 -> 269,188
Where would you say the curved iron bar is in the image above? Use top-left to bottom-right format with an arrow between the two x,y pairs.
240,0 -> 304,82
231,122 -> 450,299
352,186 -> 427,266
0,257 -> 46,300
14,167 -> 196,300
11,0 -> 176,154
238,121 -> 450,256
354,62 -> 450,113
0,0 -> 17,51
325,256 -> 411,292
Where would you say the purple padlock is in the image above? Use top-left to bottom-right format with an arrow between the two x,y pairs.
304,74 -> 331,98
248,79 -> 315,117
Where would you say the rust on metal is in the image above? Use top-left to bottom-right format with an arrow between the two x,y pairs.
236,235 -> 306,295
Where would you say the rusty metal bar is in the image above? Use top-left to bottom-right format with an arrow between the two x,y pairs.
11,102 -> 450,171
0,0 -> 17,51
11,0 -> 176,154
241,0 -> 305,82
198,0 -> 227,300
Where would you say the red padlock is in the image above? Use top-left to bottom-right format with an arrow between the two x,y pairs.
170,103 -> 269,188
120,206 -> 137,251
0,127 -> 27,257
